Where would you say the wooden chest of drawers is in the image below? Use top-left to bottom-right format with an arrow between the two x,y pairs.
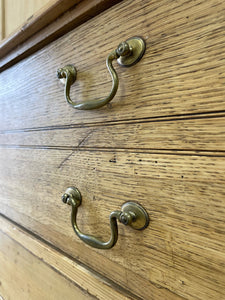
1,0 -> 225,299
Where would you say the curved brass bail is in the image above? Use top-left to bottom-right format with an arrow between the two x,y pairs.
57,37 -> 145,110
62,187 -> 149,250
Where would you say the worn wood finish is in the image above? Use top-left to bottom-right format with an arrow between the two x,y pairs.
3,0 -> 51,40
1,114 -> 225,153
1,0 -> 225,128
0,147 -> 225,299
1,0 -> 225,299
0,231 -> 92,300
0,216 -> 133,300
0,0 -> 79,45
0,0 -> 122,71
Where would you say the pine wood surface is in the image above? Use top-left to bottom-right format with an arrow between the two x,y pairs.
0,0 -> 79,46
1,0 -> 225,129
0,147 -> 225,299
0,228 -> 93,300
0,0 -> 122,71
3,0 -> 51,40
0,215 -> 133,300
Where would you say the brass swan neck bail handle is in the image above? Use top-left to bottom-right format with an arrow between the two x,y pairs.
62,187 -> 149,249
57,37 -> 145,110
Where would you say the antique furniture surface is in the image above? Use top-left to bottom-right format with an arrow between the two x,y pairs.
0,0 -> 50,40
1,0 -> 225,299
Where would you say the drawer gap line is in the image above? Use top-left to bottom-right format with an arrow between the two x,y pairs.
1,110 -> 225,134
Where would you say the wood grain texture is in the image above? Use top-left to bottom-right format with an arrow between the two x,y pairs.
1,1 -> 225,299
0,0 -> 80,47
3,0 -> 51,39
1,0 -> 225,129
0,147 -> 225,299
0,233 -> 92,300
0,0 -> 122,71
0,216 -> 133,300
0,114 -> 225,153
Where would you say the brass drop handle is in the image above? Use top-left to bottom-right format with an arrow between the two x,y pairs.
62,187 -> 149,249
57,37 -> 145,110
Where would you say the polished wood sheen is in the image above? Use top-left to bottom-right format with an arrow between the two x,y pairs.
0,0 -> 225,299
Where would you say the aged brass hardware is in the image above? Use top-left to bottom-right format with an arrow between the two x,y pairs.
57,36 -> 145,110
62,187 -> 149,249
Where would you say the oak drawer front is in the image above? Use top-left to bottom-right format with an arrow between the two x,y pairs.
1,0 -> 225,130
0,147 -> 225,299
1,0 -> 225,300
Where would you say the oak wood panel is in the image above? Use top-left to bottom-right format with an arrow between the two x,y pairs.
0,216 -> 134,300
0,0 -> 122,71
1,0 -> 225,129
0,114 -> 225,152
0,148 -> 225,299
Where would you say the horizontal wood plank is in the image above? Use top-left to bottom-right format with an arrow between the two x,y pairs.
3,0 -> 52,41
0,0 -> 122,71
0,148 -> 225,299
0,115 -> 225,152
0,0 -> 80,53
0,215 -> 134,300
1,0 -> 225,129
